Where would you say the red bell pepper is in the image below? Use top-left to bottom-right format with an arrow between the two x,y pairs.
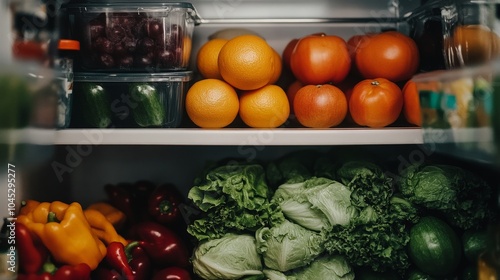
152,267 -> 192,280
15,221 -> 48,274
19,262 -> 91,280
127,180 -> 156,222
105,242 -> 134,279
105,181 -> 156,226
92,266 -> 122,280
147,183 -> 184,225
130,221 -> 190,268
17,272 -> 53,280
125,241 -> 152,280
52,263 -> 92,280
104,183 -> 135,224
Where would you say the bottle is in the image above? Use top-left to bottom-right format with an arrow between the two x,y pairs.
54,39 -> 80,129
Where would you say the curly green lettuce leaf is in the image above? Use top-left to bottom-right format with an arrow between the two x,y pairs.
336,161 -> 394,213
324,219 -> 411,274
188,163 -> 284,241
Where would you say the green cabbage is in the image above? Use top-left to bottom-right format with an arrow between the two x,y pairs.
273,177 -> 357,232
263,255 -> 354,280
292,255 -> 355,280
192,234 -> 263,280
263,269 -> 290,280
398,163 -> 493,229
256,219 -> 325,272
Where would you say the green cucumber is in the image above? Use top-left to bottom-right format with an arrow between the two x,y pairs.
80,83 -> 112,128
129,83 -> 165,127
408,216 -> 462,277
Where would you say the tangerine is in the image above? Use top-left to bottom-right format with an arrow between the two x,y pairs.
268,49 -> 283,85
218,35 -> 275,90
185,79 -> 239,128
196,38 -> 228,79
239,85 -> 290,128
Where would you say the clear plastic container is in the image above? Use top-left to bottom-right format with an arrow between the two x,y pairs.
407,0 -> 499,70
0,63 -> 58,129
70,71 -> 193,128
412,63 -> 497,161
441,0 -> 499,69
64,2 -> 200,72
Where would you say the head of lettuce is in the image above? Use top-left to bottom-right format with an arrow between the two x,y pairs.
192,234 -> 263,280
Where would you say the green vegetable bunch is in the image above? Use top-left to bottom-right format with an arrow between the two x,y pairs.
397,163 -> 494,230
187,162 -> 284,241
321,161 -> 418,274
186,150 -> 496,280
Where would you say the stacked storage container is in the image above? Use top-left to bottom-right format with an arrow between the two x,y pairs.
63,1 -> 200,128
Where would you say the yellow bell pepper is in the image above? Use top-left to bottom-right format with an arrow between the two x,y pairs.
18,200 -> 41,216
85,202 -> 126,230
83,208 -> 128,246
16,201 -> 106,270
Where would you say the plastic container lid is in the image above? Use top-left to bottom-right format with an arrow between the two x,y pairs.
64,1 -> 201,25
58,39 -> 80,51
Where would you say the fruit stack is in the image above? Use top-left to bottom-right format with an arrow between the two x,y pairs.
63,1 -> 199,128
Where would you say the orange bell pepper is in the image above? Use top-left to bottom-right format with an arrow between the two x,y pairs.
85,202 -> 126,230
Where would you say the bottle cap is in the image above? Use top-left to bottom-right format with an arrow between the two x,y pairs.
58,39 -> 80,51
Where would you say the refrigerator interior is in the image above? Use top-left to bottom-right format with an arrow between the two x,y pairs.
3,0 -> 498,209
1,0 -> 500,278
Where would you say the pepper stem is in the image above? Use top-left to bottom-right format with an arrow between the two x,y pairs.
124,241 -> 140,262
43,258 -> 57,274
47,212 -> 61,223
159,200 -> 173,214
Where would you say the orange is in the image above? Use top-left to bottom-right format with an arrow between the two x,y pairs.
185,79 -> 239,128
239,85 -> 290,128
196,38 -> 228,79
182,36 -> 193,68
268,49 -> 282,85
218,35 -> 275,90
